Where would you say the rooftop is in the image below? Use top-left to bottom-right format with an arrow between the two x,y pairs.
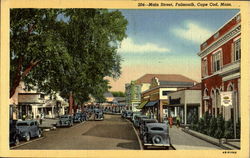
136,74 -> 197,84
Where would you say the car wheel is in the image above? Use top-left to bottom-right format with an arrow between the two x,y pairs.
152,135 -> 163,144
25,133 -> 31,142
14,137 -> 20,146
37,130 -> 42,138
143,135 -> 147,143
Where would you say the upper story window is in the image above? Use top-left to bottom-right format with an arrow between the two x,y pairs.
212,51 -> 221,72
234,39 -> 241,61
202,58 -> 208,77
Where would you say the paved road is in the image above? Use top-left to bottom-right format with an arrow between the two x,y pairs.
13,114 -> 140,150
169,126 -> 222,150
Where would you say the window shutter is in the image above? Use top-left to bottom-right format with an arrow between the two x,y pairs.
220,51 -> 223,70
231,42 -> 234,63
211,55 -> 213,73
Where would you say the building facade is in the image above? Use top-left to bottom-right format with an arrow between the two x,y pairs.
140,75 -> 197,122
167,83 -> 202,125
198,13 -> 241,122
125,81 -> 141,111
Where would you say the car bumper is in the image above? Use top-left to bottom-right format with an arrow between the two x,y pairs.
144,143 -> 170,146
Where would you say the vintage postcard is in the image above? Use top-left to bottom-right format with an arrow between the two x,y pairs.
0,0 -> 249,158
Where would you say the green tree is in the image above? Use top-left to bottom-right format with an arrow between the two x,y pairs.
10,9 -> 128,114
10,9 -> 68,98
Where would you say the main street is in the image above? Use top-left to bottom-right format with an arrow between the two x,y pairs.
13,114 -> 222,150
13,114 -> 140,150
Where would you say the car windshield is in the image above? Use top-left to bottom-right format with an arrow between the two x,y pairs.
151,127 -> 164,131
17,122 -> 29,126
146,120 -> 157,123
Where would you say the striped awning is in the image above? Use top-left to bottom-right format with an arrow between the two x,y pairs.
136,101 -> 148,109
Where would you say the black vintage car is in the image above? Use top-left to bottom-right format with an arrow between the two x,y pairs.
142,123 -> 171,149
94,109 -> 104,120
139,118 -> 158,138
73,113 -> 84,123
9,120 -> 20,146
124,110 -> 133,120
56,115 -> 73,127
134,115 -> 149,128
16,120 -> 42,142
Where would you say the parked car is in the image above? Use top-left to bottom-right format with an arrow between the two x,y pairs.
134,115 -> 149,128
139,118 -> 158,138
94,109 -> 104,120
124,110 -> 133,120
9,120 -> 20,146
142,123 -> 171,149
132,112 -> 142,123
81,111 -> 88,121
121,110 -> 126,118
16,120 -> 42,142
56,115 -> 73,127
73,113 -> 84,123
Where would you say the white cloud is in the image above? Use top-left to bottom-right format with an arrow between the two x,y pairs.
118,38 -> 170,54
172,21 -> 213,44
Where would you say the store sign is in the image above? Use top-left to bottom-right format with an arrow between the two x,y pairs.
220,91 -> 233,107
170,98 -> 181,105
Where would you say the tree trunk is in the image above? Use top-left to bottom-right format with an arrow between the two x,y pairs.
9,59 -> 40,98
68,91 -> 73,115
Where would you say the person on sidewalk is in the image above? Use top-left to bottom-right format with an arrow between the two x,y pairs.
176,115 -> 180,128
168,115 -> 173,128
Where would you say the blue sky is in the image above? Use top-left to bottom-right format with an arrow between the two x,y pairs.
108,9 -> 239,91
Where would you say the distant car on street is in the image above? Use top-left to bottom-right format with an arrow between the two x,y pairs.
124,110 -> 133,120
9,120 -> 20,146
73,113 -> 84,123
142,123 -> 171,149
139,118 -> 158,138
56,115 -> 73,127
16,120 -> 42,142
94,109 -> 104,120
134,115 -> 149,128
132,112 -> 142,123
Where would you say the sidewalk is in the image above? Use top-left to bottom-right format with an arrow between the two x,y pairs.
182,128 -> 240,150
169,126 -> 222,150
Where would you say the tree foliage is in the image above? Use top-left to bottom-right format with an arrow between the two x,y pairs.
10,9 -> 128,108
111,91 -> 125,97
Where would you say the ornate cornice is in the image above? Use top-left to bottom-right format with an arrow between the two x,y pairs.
198,24 -> 241,58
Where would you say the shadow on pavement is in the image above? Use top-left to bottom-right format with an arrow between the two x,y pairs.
116,142 -> 140,150
82,124 -> 137,141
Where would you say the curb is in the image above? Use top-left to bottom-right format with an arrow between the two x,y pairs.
125,119 -> 143,150
182,128 -> 232,150
10,137 -> 45,149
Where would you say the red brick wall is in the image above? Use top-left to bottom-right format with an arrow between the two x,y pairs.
201,14 -> 240,51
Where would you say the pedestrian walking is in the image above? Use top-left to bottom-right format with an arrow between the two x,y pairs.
168,115 -> 173,128
176,115 -> 180,128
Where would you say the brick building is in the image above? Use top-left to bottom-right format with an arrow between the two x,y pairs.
197,13 -> 241,122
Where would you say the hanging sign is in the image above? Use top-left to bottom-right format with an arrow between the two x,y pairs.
220,91 -> 233,107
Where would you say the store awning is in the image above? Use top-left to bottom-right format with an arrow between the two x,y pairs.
145,101 -> 158,107
136,101 -> 148,109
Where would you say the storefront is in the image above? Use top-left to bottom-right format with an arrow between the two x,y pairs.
141,76 -> 196,122
167,83 -> 201,125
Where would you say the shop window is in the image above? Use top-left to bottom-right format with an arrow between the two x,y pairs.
234,39 -> 241,61
212,51 -> 221,72
162,91 -> 168,96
